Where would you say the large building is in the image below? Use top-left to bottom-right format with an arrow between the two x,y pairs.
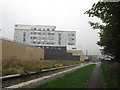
14,24 -> 87,61
14,24 -> 76,49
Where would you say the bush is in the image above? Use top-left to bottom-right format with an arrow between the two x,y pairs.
53,64 -> 63,68
101,61 -> 120,88
2,59 -> 83,76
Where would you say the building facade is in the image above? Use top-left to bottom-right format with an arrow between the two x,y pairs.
14,25 -> 76,49
13,25 -> 86,61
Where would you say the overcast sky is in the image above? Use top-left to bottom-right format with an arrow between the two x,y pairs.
0,0 -> 102,56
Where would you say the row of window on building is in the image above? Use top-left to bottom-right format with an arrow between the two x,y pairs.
30,36 -> 74,40
31,28 -> 54,31
32,41 -> 55,45
31,41 -> 74,45
30,32 -> 75,36
30,37 -> 54,40
68,33 -> 75,36
37,46 -> 62,50
31,32 -> 54,35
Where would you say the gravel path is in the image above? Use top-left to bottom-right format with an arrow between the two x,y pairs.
87,62 -> 103,88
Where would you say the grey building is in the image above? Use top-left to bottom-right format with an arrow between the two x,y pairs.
13,24 -> 83,61
14,24 -> 76,49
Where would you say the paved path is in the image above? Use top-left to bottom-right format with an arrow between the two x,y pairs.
87,63 -> 103,88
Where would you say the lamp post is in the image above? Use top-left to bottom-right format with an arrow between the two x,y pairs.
86,50 -> 88,56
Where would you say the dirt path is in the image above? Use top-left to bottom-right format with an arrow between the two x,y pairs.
87,62 -> 103,88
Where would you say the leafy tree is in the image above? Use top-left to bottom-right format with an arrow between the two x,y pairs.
85,2 -> 120,61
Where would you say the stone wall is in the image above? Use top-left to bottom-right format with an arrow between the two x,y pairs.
1,39 -> 44,61
67,50 -> 87,61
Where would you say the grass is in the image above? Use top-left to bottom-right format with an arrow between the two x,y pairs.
2,58 -> 84,76
101,61 -> 120,88
32,64 -> 96,88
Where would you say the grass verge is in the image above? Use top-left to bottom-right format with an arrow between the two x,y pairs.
3,59 -> 83,76
101,61 -> 120,88
32,64 -> 96,88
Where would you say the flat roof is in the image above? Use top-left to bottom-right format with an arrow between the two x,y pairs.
15,24 -> 56,27
15,29 -> 76,32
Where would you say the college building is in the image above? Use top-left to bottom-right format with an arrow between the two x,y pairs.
14,24 -> 76,49
13,24 -> 87,61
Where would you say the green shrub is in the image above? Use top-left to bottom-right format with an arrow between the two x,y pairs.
101,61 -> 119,88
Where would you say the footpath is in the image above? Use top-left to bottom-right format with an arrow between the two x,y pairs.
87,62 -> 103,88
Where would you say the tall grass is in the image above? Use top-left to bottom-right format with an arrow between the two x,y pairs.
2,58 -> 84,76
101,61 -> 120,88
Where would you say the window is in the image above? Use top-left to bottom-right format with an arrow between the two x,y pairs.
31,28 -> 33,30
34,32 -> 36,34
48,33 -> 54,35
68,33 -> 75,36
72,34 -> 74,36
30,37 -> 32,39
23,38 -> 26,42
15,25 -> 18,27
47,28 -> 49,31
68,34 -> 71,36
48,33 -> 51,35
71,38 -> 74,40
68,43 -> 74,45
34,28 -> 36,30
23,32 -> 26,37
50,43 -> 54,45
33,37 -> 36,39
58,33 -> 61,45
72,48 -> 77,49
38,32 -> 41,35
33,42 -> 36,44
38,42 -> 40,44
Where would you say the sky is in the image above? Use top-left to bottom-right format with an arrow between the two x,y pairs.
0,0 -> 102,56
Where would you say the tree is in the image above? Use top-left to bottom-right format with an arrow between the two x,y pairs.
85,2 -> 120,61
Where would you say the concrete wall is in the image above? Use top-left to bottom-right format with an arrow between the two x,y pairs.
44,49 -> 80,61
1,39 -> 44,61
67,50 -> 87,61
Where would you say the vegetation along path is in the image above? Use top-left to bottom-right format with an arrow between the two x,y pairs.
32,64 -> 96,88
87,62 -> 103,88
